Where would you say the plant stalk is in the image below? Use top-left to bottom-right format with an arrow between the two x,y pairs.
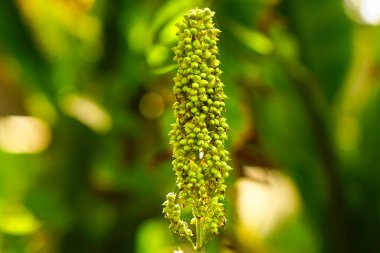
195,218 -> 205,253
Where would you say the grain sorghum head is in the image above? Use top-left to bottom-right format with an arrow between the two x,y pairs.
163,7 -> 232,238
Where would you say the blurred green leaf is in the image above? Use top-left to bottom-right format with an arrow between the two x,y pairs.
282,0 -> 352,102
227,19 -> 273,55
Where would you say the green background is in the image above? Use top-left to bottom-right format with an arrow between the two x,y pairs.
0,0 -> 379,252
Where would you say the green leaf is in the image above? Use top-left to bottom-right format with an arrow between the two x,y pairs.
282,0 -> 353,102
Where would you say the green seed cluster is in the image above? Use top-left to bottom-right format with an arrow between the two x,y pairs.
163,192 -> 193,237
163,7 -> 232,237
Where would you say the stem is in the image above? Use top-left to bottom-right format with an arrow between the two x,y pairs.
195,218 -> 205,253
283,62 -> 350,252
186,235 -> 196,250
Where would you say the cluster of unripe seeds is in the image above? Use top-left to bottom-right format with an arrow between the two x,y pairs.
163,7 -> 232,238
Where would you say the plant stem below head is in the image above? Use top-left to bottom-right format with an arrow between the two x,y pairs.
196,218 -> 205,253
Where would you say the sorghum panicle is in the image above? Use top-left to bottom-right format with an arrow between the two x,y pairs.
163,7 -> 232,238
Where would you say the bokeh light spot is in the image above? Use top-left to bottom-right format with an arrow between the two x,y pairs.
0,203 -> 41,236
345,0 -> 380,25
60,93 -> 112,134
237,167 -> 300,237
139,93 -> 165,120
147,44 -> 170,67
0,116 -> 51,154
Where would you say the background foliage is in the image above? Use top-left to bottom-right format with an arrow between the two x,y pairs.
0,0 -> 379,252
